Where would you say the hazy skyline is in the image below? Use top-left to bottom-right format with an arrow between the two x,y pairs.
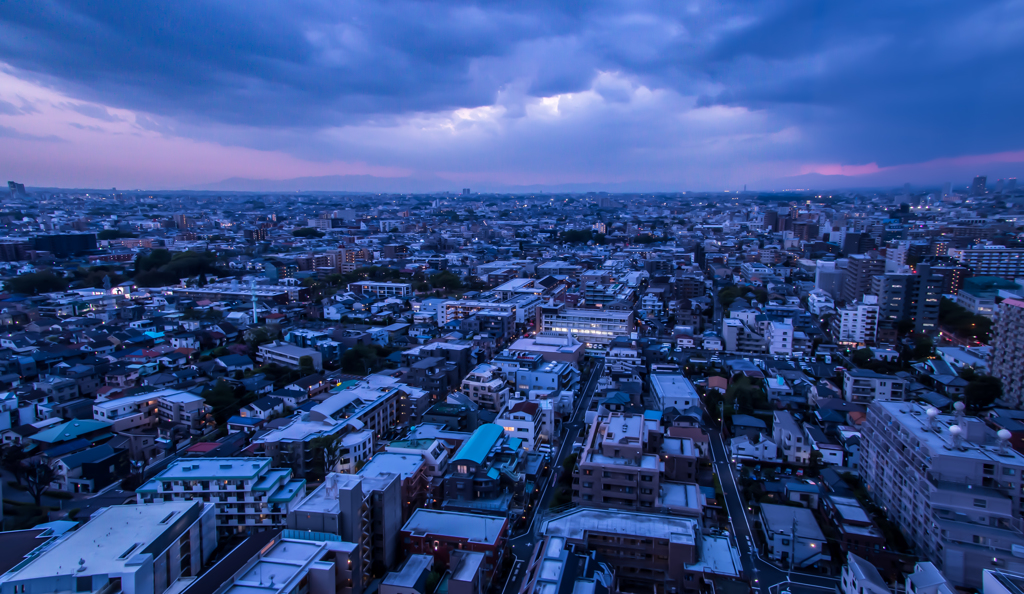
2,1 -> 1023,191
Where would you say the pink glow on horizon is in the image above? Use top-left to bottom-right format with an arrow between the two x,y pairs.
799,162 -> 882,176
799,149 -> 1024,179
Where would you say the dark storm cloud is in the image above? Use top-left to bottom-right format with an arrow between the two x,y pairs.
0,0 -> 1023,172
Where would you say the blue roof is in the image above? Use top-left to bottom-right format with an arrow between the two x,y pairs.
644,410 -> 663,421
452,423 -> 504,465
227,416 -> 263,426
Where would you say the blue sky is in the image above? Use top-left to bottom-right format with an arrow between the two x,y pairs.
1,0 -> 1023,191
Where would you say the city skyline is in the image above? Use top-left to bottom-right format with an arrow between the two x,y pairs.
2,1 -> 1024,190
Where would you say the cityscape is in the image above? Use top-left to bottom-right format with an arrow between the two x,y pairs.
3,2 -> 1024,594
1,181 -> 1024,594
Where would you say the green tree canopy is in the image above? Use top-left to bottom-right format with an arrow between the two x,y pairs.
292,227 -> 325,238
5,271 -> 68,294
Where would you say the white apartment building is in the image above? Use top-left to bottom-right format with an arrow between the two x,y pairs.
840,553 -> 890,594
438,300 -> 517,325
537,303 -> 635,347
257,341 -> 323,371
650,374 -> 699,412
831,295 -> 879,346
767,321 -> 794,356
461,363 -> 511,412
730,434 -> 778,461
348,281 -> 413,297
843,369 -> 905,404
0,502 -> 217,594
92,388 -> 209,432
773,410 -> 809,465
497,400 -> 550,450
948,246 -> 1024,279
515,360 -> 579,398
137,458 -> 305,537
807,289 -> 835,315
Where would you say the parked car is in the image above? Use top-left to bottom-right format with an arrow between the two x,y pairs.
796,469 -> 804,477
785,468 -> 793,476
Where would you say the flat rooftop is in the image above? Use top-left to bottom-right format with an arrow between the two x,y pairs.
157,458 -> 271,481
382,554 -> 433,588
358,452 -> 424,480
542,508 -> 697,545
402,509 -> 506,545
7,502 -> 201,581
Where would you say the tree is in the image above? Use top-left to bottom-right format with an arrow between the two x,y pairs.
851,348 -> 874,367
965,376 -> 1002,411
292,227 -> 325,238
245,327 -> 275,352
895,319 -> 915,337
298,355 -> 316,377
5,271 -> 69,294
912,336 -> 934,360
1,444 -> 27,485
429,270 -> 463,292
97,229 -> 137,240
23,460 -> 57,506
310,434 -> 345,477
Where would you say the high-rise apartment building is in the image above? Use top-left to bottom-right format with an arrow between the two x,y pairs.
948,246 -> 1024,280
972,175 -> 988,196
841,253 -> 885,304
174,213 -> 193,229
830,296 -> 879,346
860,401 -> 1024,589
989,298 -> 1024,408
870,267 -> 942,336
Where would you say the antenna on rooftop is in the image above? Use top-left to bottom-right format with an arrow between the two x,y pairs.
998,429 -> 1012,456
949,424 -> 963,451
954,400 -> 966,428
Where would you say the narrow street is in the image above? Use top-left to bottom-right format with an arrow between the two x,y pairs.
707,430 -> 839,594
502,359 -> 605,594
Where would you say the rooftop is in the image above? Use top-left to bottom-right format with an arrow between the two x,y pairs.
5,502 -> 203,581
542,507 -> 697,545
157,457 -> 271,481
402,509 -> 507,545
451,423 -> 504,465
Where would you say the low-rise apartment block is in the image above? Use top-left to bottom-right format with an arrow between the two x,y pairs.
137,457 -> 305,537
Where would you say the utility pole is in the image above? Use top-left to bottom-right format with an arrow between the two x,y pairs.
789,516 -> 797,585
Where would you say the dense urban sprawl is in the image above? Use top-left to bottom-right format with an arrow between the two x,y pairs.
1,178 -> 1024,594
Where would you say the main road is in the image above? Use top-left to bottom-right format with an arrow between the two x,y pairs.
501,359 -> 605,594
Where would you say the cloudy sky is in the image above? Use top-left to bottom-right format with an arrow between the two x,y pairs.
1,0 -> 1023,191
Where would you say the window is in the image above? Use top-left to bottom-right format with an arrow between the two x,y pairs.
974,499 -> 987,508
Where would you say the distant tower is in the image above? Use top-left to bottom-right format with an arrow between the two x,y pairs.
250,280 -> 259,325
1008,178 -> 1018,191
462,188 -> 471,196
941,182 -> 951,198
971,175 -> 987,196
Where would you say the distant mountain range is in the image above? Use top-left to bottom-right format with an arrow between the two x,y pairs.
190,174 -> 723,194
24,161 -> 1024,195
